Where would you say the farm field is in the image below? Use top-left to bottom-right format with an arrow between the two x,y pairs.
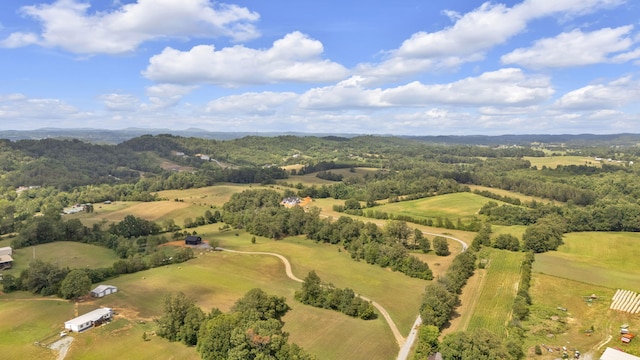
6,241 -> 119,275
289,167 -> 382,186
461,248 -> 525,337
533,232 -> 640,290
0,228 -> 434,360
467,184 -> 557,205
524,155 -> 600,169
375,192 -> 494,223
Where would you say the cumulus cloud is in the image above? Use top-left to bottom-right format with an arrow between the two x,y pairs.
357,0 -> 626,82
0,0 -> 260,54
143,32 -> 349,86
554,76 -> 640,110
502,26 -> 639,68
206,92 -> 298,115
381,68 -> 553,107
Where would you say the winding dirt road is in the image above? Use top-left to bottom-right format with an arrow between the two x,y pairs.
216,247 -> 406,346
216,228 -> 469,360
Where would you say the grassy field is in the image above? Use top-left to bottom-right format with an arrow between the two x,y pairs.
288,167 -> 382,187
523,274 -> 640,359
0,296 -> 74,360
524,155 -> 600,169
375,192 -> 494,223
467,184 -> 556,205
6,242 -> 120,275
462,248 -> 525,337
533,232 -> 640,291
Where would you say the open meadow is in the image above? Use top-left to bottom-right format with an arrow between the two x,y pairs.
5,242 -> 120,275
524,155 -> 601,169
376,192 -> 495,224
533,232 -> 640,291
445,248 -> 525,337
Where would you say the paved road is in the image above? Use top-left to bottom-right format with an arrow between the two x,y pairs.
396,231 -> 469,360
216,247 -> 405,346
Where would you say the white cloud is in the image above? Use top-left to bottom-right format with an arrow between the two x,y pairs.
555,75 -> 640,110
144,84 -> 197,109
143,32 -> 349,86
206,92 -> 298,115
0,0 -> 259,54
356,0 -> 626,82
299,76 -> 386,110
100,93 -> 140,112
502,26 -> 638,68
381,68 -> 553,107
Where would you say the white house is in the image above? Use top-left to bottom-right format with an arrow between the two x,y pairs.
91,285 -> 118,298
0,247 -> 12,257
600,347 -> 640,360
64,308 -> 113,332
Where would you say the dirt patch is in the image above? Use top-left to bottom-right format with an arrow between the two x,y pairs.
49,336 -> 74,360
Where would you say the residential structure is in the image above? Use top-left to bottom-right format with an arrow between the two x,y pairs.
91,285 -> 118,298
64,308 -> 113,332
600,347 -> 640,360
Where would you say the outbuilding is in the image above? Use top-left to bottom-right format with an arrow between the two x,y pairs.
64,308 -> 113,332
185,235 -> 202,245
600,347 -> 640,360
91,285 -> 118,298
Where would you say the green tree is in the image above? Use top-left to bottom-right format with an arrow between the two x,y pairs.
439,329 -> 513,360
60,269 -> 91,299
433,236 -> 450,256
413,325 -> 440,359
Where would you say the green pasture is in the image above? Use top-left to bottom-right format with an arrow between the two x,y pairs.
155,183 -> 256,207
533,232 -> 640,291
213,232 -> 428,334
492,224 -> 527,240
376,192 -> 493,222
6,242 -> 119,275
467,184 -> 555,205
465,248 -> 525,337
524,273 -> 640,359
524,155 -> 600,169
0,296 -> 74,360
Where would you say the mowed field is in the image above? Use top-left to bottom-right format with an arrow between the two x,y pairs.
0,228 -> 436,360
289,167 -> 382,186
446,248 -> 525,337
376,192 -> 495,223
533,232 -> 640,291
5,241 -> 119,275
524,155 -> 601,169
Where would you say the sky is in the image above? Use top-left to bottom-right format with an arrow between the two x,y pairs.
0,0 -> 639,135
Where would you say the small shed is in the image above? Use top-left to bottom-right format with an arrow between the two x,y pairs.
600,347 -> 640,360
64,308 -> 113,332
91,285 -> 118,298
185,235 -> 202,245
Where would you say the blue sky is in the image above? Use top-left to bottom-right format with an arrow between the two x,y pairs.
1,0 -> 639,135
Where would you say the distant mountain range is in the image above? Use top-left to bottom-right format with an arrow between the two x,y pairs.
0,128 -> 639,146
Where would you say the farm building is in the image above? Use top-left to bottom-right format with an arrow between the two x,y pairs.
281,196 -> 301,208
0,254 -> 13,270
0,247 -> 12,256
185,235 -> 202,245
64,308 -> 113,332
91,285 -> 118,298
600,347 -> 640,360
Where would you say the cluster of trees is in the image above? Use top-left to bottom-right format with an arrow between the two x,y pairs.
419,250 -> 476,330
512,252 -> 534,322
157,289 -> 315,360
222,189 -> 433,280
295,271 -> 376,320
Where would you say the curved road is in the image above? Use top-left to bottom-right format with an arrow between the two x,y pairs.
215,228 -> 469,360
396,230 -> 469,360
216,247 -> 406,346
